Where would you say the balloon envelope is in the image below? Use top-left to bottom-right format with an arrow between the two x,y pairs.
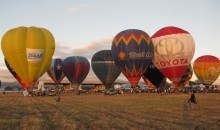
177,64 -> 193,88
142,62 -> 166,88
92,50 -> 121,89
5,59 -> 27,89
62,56 -> 90,84
193,55 -> 220,85
1,26 -> 55,90
111,29 -> 154,87
47,58 -> 65,84
151,26 -> 195,85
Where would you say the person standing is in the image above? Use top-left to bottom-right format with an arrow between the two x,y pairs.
188,91 -> 197,110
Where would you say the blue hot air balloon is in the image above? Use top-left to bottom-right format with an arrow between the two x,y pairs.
111,29 -> 154,87
92,50 -> 121,89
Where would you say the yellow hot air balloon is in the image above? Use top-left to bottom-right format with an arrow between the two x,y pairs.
1,26 -> 55,90
193,55 -> 220,85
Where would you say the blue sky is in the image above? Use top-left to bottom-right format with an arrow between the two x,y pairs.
0,0 -> 219,84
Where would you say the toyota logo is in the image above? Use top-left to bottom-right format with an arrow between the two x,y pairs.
155,37 -> 184,57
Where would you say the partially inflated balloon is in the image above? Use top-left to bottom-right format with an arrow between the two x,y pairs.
92,50 -> 121,89
193,55 -> 220,85
1,26 -> 55,90
151,26 -> 195,85
62,56 -> 90,86
47,58 -> 65,84
5,59 -> 27,89
111,29 -> 154,87
142,62 -> 166,88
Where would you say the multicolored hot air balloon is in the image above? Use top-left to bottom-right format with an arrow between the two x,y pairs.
193,55 -> 220,85
142,62 -> 166,88
151,26 -> 195,86
177,64 -> 193,88
111,29 -> 154,87
62,56 -> 90,89
92,50 -> 121,89
5,59 -> 27,89
1,26 -> 55,90
47,58 -> 65,84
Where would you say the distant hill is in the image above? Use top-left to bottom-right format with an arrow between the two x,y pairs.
0,81 -> 26,91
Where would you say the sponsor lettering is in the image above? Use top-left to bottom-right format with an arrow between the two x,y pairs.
156,59 -> 188,67
129,51 -> 153,59
26,48 -> 44,62
28,53 -> 43,59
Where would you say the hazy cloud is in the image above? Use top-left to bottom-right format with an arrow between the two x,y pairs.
68,4 -> 91,13
54,37 -> 113,60
53,41 -> 72,59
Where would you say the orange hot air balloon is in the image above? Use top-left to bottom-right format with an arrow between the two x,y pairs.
151,26 -> 195,86
193,55 -> 220,85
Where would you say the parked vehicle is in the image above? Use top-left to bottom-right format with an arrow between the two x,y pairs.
104,90 -> 118,95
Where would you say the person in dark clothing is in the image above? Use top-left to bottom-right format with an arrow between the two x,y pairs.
188,91 -> 197,104
188,91 -> 197,110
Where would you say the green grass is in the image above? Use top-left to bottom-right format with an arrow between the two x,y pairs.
0,92 -> 219,130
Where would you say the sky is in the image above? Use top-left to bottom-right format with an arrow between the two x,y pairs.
0,0 -> 219,84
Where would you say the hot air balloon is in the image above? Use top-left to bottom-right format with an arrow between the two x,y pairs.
62,56 -> 90,89
142,62 -> 166,88
1,26 -> 55,90
47,58 -> 65,84
177,64 -> 193,88
111,29 -> 154,87
4,59 -> 27,89
92,50 -> 121,89
151,26 -> 195,86
193,55 -> 220,85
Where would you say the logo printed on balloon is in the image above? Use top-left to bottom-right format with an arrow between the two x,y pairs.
155,37 -> 184,57
208,67 -> 219,79
129,52 -> 153,59
155,59 -> 188,68
154,37 -> 188,68
26,48 -> 44,62
119,51 -> 126,59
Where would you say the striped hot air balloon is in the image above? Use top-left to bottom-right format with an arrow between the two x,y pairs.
193,55 -> 220,85
177,64 -> 193,88
92,50 -> 121,89
62,56 -> 90,89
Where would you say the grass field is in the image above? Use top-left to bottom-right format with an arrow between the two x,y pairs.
0,92 -> 219,130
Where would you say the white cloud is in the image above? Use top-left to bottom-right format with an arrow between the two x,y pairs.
69,6 -> 78,12
68,4 -> 91,13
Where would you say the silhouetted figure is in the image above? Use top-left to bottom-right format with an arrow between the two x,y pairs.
188,91 -> 197,110
56,95 -> 61,102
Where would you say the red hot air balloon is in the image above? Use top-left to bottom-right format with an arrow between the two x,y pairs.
47,58 -> 65,84
111,29 -> 154,87
62,56 -> 90,89
151,26 -> 195,86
